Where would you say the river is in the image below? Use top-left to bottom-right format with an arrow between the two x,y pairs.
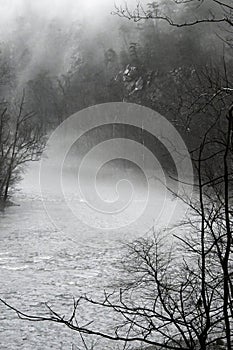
0,163 -> 187,350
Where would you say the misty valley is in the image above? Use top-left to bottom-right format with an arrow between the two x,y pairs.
0,0 -> 232,350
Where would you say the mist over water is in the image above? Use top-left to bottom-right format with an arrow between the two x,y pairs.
0,141 -> 189,348
0,1 -> 199,348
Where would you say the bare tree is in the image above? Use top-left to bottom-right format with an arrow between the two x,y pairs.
0,86 -> 232,349
0,92 -> 46,203
0,2 -> 232,349
113,0 -> 233,28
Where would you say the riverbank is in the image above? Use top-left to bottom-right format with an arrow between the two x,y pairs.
0,199 -> 19,211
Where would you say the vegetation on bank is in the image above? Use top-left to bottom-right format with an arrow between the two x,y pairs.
0,0 -> 232,200
0,0 -> 232,349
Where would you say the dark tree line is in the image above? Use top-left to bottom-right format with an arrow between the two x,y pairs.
0,4 -> 223,202
0,1 -> 232,349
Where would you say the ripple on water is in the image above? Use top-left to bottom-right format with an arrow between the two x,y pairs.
0,186 -> 184,349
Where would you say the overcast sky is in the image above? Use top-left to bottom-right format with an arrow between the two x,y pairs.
0,0 -> 142,31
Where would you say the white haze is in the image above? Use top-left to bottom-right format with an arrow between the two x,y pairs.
0,0 -> 142,40
0,0 -> 219,86
0,0 -> 147,85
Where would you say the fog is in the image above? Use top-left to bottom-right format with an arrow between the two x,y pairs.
0,1 -> 131,83
0,0 -> 116,29
0,0 -> 225,89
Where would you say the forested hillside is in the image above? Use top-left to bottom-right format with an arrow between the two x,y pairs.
1,0 -> 232,200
